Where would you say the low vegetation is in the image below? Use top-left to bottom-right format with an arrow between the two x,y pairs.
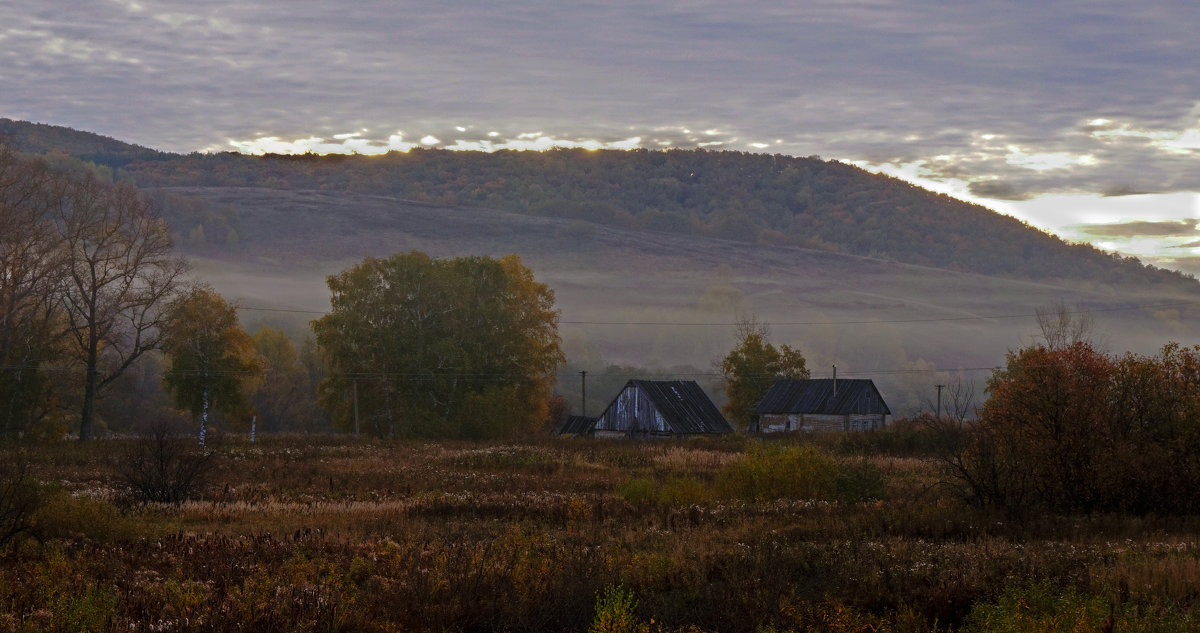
3,431 -> 1200,632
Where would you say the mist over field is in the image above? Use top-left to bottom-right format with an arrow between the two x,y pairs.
3,117 -> 1196,418
173,186 -> 1200,416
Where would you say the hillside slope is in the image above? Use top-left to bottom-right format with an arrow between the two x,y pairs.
0,118 -> 166,167
124,148 -> 1193,289
2,117 -> 1192,290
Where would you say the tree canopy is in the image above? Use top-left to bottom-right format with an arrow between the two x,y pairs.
161,286 -> 263,444
720,318 -> 810,429
312,251 -> 564,439
940,341 -> 1200,515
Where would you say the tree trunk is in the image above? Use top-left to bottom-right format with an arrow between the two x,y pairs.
79,337 -> 99,441
199,387 -> 209,447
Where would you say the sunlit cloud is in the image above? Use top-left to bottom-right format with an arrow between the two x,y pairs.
107,0 -> 145,11
1086,117 -> 1200,155
1068,220 -> 1199,240
228,131 -> 649,155
1003,146 -> 1097,172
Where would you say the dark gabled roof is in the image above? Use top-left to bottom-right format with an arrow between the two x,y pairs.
626,379 -> 733,434
755,378 -> 892,416
557,415 -> 596,436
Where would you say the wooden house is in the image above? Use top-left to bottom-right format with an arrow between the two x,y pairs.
593,380 -> 733,438
753,378 -> 891,432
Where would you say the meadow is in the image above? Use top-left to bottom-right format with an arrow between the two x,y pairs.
2,428 -> 1200,632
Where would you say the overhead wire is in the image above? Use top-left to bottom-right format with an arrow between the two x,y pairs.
236,300 -> 1193,327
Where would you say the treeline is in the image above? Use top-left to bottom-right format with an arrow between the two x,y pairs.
0,136 -> 578,440
111,147 -> 1194,289
0,141 -> 328,439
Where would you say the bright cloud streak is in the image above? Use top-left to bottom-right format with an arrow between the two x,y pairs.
1004,147 -> 1097,171
229,132 -> 648,155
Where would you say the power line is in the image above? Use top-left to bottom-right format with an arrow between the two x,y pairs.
236,300 -> 1193,327
1,363 -> 1009,380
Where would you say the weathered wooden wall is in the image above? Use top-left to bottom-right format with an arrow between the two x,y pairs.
594,384 -> 669,434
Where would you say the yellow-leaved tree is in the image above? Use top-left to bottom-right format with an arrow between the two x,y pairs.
160,286 -> 263,445
720,317 -> 809,429
312,251 -> 564,439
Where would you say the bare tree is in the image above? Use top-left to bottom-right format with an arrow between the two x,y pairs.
54,175 -> 187,440
116,414 -> 218,504
0,453 -> 42,549
920,377 -> 978,426
1034,301 -> 1098,350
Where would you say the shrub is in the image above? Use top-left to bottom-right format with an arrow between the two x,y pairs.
838,416 -> 959,458
835,459 -> 887,502
615,475 -> 710,507
34,487 -> 124,542
961,583 -> 1108,633
0,453 -> 42,549
658,474 -> 710,506
716,444 -> 837,502
590,584 -> 646,633
938,342 -> 1200,515
115,415 -> 217,504
616,477 -> 658,506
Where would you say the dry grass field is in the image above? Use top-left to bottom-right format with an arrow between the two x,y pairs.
3,430 -> 1200,632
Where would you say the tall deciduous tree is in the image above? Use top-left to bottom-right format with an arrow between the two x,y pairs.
161,286 -> 263,445
0,144 -> 64,434
720,317 -> 809,429
313,251 -> 564,438
55,174 -> 188,440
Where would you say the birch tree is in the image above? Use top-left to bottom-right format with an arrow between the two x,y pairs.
161,286 -> 263,445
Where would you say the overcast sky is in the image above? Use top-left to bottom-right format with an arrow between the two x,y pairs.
4,1 -> 1200,272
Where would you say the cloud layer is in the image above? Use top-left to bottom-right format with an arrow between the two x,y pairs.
3,1 -> 1200,266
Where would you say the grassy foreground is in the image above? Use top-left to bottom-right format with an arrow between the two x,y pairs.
2,432 -> 1199,632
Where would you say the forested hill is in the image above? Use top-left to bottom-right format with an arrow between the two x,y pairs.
3,118 -> 1194,290
0,118 -> 166,167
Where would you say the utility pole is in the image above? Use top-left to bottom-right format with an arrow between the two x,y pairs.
580,370 -> 587,417
936,384 -> 945,420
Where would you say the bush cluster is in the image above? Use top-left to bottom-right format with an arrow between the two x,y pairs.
937,342 -> 1200,515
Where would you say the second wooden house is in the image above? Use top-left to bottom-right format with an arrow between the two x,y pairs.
753,377 -> 891,432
